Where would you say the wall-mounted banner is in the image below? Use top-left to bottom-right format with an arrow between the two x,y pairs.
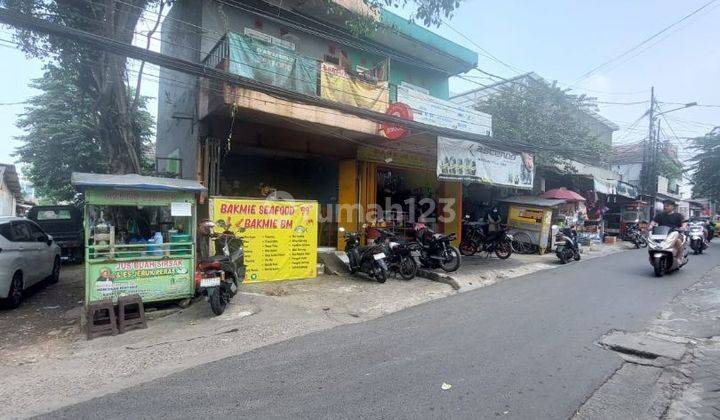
210,198 -> 318,283
437,137 -> 534,189
397,83 -> 492,136
228,32 -> 318,96
320,63 -> 389,113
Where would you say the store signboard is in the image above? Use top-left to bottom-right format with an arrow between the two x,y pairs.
357,146 -> 434,170
210,198 -> 318,283
88,259 -> 194,302
85,188 -> 195,206
437,137 -> 534,189
396,83 -> 492,136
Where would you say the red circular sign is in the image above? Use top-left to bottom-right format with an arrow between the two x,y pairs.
381,102 -> 413,140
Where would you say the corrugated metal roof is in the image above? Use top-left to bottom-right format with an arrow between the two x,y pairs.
71,172 -> 207,192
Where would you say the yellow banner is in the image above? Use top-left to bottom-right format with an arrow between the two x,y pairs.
210,198 -> 318,283
320,62 -> 389,113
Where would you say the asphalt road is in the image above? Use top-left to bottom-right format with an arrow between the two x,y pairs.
43,244 -> 720,419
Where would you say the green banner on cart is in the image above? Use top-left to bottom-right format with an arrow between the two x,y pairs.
88,258 -> 194,302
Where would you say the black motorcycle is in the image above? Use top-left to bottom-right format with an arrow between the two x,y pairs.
460,219 -> 513,260
340,227 -> 389,283
410,224 -> 461,272
376,229 -> 418,280
459,216 -> 486,256
555,227 -> 581,264
626,223 -> 647,249
196,222 -> 245,316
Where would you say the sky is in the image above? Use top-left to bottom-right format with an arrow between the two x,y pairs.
1,0 -> 719,195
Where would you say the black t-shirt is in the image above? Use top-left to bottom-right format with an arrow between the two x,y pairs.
653,212 -> 684,228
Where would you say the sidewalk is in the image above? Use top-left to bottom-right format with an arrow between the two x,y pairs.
0,241 -> 631,418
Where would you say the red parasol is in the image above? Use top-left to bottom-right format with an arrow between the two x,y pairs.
539,188 -> 586,202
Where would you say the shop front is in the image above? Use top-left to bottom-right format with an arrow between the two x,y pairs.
71,173 -> 206,305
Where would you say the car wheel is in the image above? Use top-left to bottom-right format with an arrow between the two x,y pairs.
2,272 -> 23,309
48,257 -> 61,284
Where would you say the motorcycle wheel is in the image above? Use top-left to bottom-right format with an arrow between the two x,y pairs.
559,248 -> 573,264
209,289 -> 228,316
494,240 -> 513,260
459,240 -> 478,256
398,256 -> 417,280
653,259 -> 665,277
375,264 -> 387,283
441,246 -> 461,272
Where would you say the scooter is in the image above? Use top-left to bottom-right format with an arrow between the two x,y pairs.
376,229 -> 418,280
339,227 -> 389,283
647,226 -> 689,277
196,221 -> 245,316
555,226 -> 581,264
688,221 -> 708,255
410,223 -> 461,272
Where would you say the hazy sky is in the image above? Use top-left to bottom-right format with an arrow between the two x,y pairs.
1,0 -> 718,179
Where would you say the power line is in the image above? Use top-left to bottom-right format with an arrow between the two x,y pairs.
571,0 -> 720,86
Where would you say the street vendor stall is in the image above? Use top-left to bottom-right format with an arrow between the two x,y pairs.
71,173 -> 206,305
500,196 -> 566,254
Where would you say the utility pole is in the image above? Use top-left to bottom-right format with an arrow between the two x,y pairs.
642,86 -> 655,198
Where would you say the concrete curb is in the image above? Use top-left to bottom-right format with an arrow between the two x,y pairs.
417,269 -> 461,290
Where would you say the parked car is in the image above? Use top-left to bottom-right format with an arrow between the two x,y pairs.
27,205 -> 84,263
0,217 -> 61,309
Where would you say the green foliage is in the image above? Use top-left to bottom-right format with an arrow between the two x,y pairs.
365,0 -> 462,26
690,129 -> 720,201
13,64 -> 154,203
475,78 -> 607,168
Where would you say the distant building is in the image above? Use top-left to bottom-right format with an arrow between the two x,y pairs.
0,164 -> 22,216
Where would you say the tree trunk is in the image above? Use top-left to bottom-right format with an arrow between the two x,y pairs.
93,0 -> 148,174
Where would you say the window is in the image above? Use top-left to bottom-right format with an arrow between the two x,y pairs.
37,209 -> 72,220
10,222 -> 32,242
0,223 -> 12,241
25,222 -> 47,242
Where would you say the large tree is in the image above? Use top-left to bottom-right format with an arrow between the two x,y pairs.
689,128 -> 720,201
14,63 -> 154,202
476,77 -> 607,167
2,0 -> 163,174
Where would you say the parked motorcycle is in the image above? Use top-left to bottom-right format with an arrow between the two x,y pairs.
339,227 -> 389,283
626,223 -> 648,249
555,226 -> 581,264
459,215 -> 485,256
376,229 -> 418,280
410,223 -> 461,272
196,221 -> 245,316
688,221 -> 708,255
647,226 -> 688,277
459,217 -> 513,260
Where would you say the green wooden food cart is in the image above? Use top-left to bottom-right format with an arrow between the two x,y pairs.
71,173 -> 207,305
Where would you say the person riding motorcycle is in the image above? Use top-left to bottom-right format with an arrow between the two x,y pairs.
648,199 -> 687,266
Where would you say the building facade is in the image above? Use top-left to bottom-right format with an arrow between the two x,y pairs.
156,0 -> 483,247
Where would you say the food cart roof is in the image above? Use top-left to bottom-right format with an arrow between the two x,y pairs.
71,172 -> 207,192
499,195 -> 567,207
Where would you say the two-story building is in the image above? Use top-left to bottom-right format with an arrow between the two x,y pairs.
157,0 -> 486,247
